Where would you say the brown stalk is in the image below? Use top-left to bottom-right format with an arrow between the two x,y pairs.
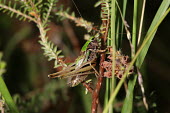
91,2 -> 110,112
91,37 -> 105,113
91,20 -> 109,113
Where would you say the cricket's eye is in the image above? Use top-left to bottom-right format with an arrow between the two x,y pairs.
118,74 -> 122,79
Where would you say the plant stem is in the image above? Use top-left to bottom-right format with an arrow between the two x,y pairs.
91,77 -> 103,113
91,34 -> 106,113
91,0 -> 111,111
110,0 -> 116,112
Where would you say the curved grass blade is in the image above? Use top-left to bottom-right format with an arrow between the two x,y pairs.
103,7 -> 170,113
136,0 -> 170,67
122,1 -> 170,113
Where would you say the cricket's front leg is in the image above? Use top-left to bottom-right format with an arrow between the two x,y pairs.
88,46 -> 112,54
96,46 -> 113,53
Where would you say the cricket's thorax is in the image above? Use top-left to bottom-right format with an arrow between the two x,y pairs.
66,38 -> 99,87
48,35 -> 100,87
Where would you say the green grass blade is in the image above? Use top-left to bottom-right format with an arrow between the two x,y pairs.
104,78 -> 109,108
120,0 -> 127,45
122,1 -> 170,113
136,0 -> 170,67
0,53 -> 19,113
0,77 -> 19,113
103,7 -> 170,113
131,0 -> 138,53
121,75 -> 137,113
111,0 -> 116,112
121,0 -> 138,112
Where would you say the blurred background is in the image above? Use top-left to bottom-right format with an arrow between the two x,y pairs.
0,0 -> 169,113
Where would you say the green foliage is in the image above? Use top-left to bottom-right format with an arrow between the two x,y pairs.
0,53 -> 6,76
95,0 -> 110,16
0,0 -> 66,112
0,93 -> 5,113
42,0 -> 57,25
39,39 -> 64,68
56,6 -> 93,32
0,0 -> 36,22
95,0 -> 111,31
122,3 -> 170,113
13,80 -> 66,113
0,53 -> 6,113
0,52 -> 19,113
0,0 -> 64,68
0,0 -> 169,113
103,1 -> 170,113
0,0 -> 17,17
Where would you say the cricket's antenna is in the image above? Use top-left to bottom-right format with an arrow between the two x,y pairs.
71,0 -> 90,32
71,0 -> 83,19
